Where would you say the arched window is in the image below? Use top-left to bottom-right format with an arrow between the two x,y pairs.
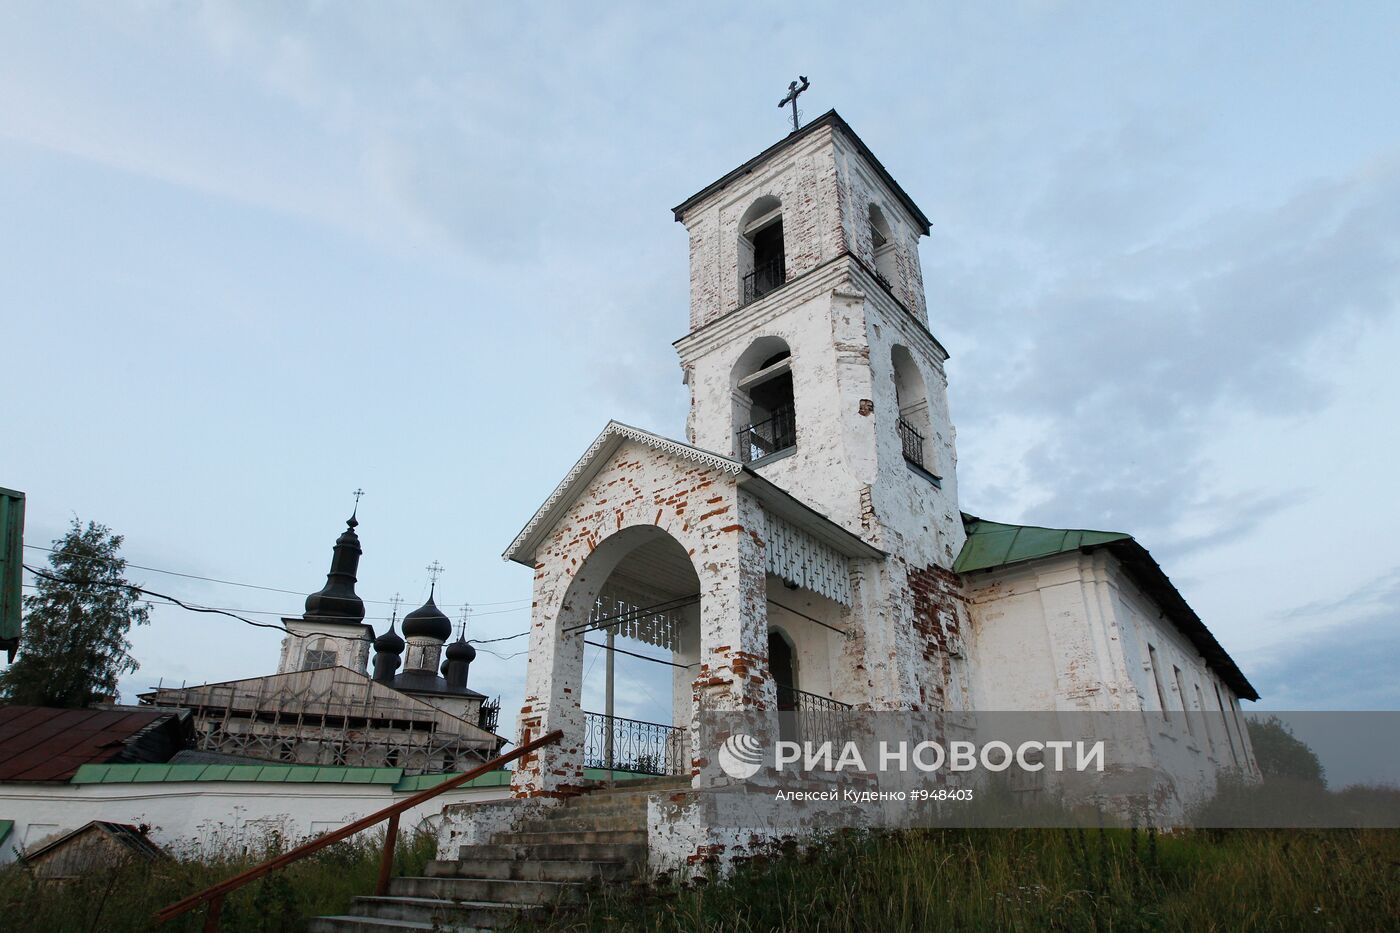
732,336 -> 795,463
891,345 -> 938,480
303,637 -> 337,671
738,196 -> 785,305
868,203 -> 897,287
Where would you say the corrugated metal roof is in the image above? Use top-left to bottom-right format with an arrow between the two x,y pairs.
0,706 -> 180,782
955,516 -> 1130,574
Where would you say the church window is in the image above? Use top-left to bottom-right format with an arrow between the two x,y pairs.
733,336 -> 796,463
304,638 -> 337,671
1173,666 -> 1195,738
1147,644 -> 1169,721
868,203 -> 897,287
891,345 -> 937,482
1214,683 -> 1240,766
738,196 -> 786,306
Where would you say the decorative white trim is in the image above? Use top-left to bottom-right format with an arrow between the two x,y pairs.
763,510 -> 853,606
502,421 -> 741,564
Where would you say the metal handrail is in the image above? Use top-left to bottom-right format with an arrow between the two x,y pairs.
742,256 -> 786,306
737,403 -> 796,463
156,728 -> 563,930
584,710 -> 688,776
897,417 -> 925,469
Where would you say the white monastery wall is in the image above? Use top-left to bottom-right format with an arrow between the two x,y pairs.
0,781 -> 509,865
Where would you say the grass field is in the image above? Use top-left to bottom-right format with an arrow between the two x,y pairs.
0,829 -> 436,933
525,826 -> 1400,932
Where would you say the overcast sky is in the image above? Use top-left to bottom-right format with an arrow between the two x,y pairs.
3,2 -> 1398,726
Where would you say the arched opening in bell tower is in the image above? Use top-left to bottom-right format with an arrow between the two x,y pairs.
868,203 -> 897,286
738,195 -> 786,306
892,344 -> 937,477
731,336 -> 795,464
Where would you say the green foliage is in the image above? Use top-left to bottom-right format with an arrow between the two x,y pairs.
0,828 -> 436,933
1246,715 -> 1327,787
0,518 -> 150,708
525,827 -> 1400,932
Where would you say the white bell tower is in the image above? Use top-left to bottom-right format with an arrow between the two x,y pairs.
672,110 -> 964,570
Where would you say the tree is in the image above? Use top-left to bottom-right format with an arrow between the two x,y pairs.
1246,715 -> 1326,787
0,518 -> 150,708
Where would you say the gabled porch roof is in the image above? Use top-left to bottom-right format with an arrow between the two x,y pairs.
503,421 -> 884,567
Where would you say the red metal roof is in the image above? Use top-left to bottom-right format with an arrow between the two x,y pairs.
0,706 -> 174,782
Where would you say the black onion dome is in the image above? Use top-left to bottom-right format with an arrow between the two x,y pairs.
303,516 -> 366,623
373,620 -> 405,653
446,635 -> 476,663
401,592 -> 452,641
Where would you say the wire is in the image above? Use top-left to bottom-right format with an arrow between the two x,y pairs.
22,564 -> 536,658
562,593 -> 701,635
583,639 -> 697,669
767,598 -> 850,637
20,543 -> 531,609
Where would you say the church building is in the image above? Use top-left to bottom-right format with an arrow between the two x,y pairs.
141,511 -> 503,774
502,111 -> 1258,847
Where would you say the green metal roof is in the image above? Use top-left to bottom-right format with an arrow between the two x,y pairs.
72,763 -> 407,786
953,513 -> 1258,701
69,763 -> 529,792
954,514 -> 1130,574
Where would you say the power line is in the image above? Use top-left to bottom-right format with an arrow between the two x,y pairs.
20,543 -> 531,609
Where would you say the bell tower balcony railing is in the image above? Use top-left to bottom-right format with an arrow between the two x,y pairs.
741,257 -> 787,307
737,403 -> 796,464
897,417 -> 925,469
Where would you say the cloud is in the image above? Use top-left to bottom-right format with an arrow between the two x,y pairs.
952,147 -> 1400,553
1250,568 -> 1400,709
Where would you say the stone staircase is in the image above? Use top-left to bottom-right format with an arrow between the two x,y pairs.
309,777 -> 684,932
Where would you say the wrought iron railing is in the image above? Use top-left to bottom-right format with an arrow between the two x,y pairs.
742,257 -> 786,306
584,710 -> 689,776
776,686 -> 855,747
737,403 -> 796,463
897,417 -> 925,469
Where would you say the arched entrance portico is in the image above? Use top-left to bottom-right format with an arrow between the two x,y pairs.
511,503 -> 777,797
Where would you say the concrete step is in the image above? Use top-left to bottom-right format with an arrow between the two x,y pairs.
491,828 -> 647,846
562,793 -> 652,810
308,917 -> 453,933
514,812 -> 646,834
426,856 -> 636,883
388,874 -> 584,906
577,777 -> 688,796
456,840 -> 647,863
349,895 -> 539,928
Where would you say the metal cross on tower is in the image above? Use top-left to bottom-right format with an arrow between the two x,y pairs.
388,592 -> 403,622
425,561 -> 444,589
779,76 -> 810,132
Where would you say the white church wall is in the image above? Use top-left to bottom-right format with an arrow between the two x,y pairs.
964,564 -> 1063,710
0,780 -> 510,865
1108,562 -> 1258,779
